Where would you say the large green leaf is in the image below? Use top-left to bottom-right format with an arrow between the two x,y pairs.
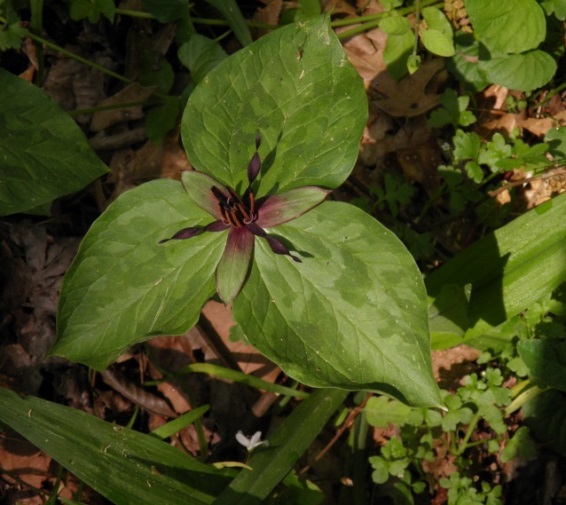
52,179 -> 226,369
427,193 -> 566,348
182,16 -> 367,196
233,202 -> 442,408
518,339 -> 566,392
0,69 -> 108,216
480,50 -> 557,92
0,387 -> 230,505
466,0 -> 546,54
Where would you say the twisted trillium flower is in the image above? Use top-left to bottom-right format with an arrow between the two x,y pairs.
161,135 -> 330,303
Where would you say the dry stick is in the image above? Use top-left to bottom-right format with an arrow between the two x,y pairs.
298,393 -> 372,476
101,369 -> 177,417
487,167 -> 566,198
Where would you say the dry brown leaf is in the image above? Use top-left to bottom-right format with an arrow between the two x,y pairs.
200,301 -> 280,383
371,58 -> 447,117
0,434 -> 51,493
322,0 -> 357,16
343,28 -> 387,86
107,133 -> 189,200
520,117 -> 556,137
90,84 -> 155,132
253,0 -> 283,27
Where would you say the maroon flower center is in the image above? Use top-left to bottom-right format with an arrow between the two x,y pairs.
212,185 -> 257,228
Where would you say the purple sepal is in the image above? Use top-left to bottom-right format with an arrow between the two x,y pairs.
205,220 -> 230,232
159,226 -> 203,244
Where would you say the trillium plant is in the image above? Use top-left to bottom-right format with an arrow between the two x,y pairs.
160,135 -> 329,303
52,17 -> 441,408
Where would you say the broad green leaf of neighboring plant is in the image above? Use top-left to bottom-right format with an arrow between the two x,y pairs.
524,390 -> 566,457
427,192 -> 566,348
0,69 -> 108,216
142,0 -> 188,22
182,16 -> 367,195
0,388 -> 230,505
479,50 -> 557,93
233,203 -> 441,408
178,34 -> 228,84
205,0 -> 252,47
52,180 -> 226,369
466,0 -> 546,54
518,339 -> 566,392
69,0 -> 115,23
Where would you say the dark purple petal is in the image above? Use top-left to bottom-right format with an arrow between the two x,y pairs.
263,234 -> 302,263
216,227 -> 255,303
256,186 -> 330,228
245,221 -> 267,237
159,226 -> 203,244
205,220 -> 230,232
247,135 -> 262,184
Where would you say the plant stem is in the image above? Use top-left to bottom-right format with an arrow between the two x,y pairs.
30,0 -> 45,84
336,0 -> 439,39
68,100 -> 156,117
26,31 -> 136,86
505,384 -> 547,416
114,7 -> 154,19
457,410 -> 481,455
114,8 -> 278,30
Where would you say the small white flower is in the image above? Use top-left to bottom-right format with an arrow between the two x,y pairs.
236,430 -> 268,451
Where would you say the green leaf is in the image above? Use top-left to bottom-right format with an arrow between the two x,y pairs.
421,8 -> 454,57
52,180 -> 226,369
479,50 -> 557,92
545,126 -> 566,158
0,388 -> 230,505
142,0 -> 188,22
518,339 -> 566,392
524,390 -> 566,456
421,29 -> 455,57
182,17 -> 367,194
139,49 -> 174,94
178,34 -> 228,84
428,284 -> 471,348
0,20 -> 27,50
466,0 -> 546,54
69,0 -> 116,23
205,0 -> 252,47
0,69 -> 108,216
426,192 -> 566,343
215,388 -> 347,504
234,202 -> 442,408
453,130 -> 481,161
446,32 -> 490,92
145,97 -> 181,144
365,396 -> 424,428
380,16 -> 414,80
500,426 -> 537,463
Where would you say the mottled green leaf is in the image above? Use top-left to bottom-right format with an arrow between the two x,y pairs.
182,17 -> 367,195
234,203 -> 442,407
52,180 -> 226,369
